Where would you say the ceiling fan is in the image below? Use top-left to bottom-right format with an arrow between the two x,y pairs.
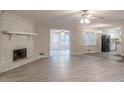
78,10 -> 104,24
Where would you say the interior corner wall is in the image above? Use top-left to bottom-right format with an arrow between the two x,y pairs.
35,23 -> 50,56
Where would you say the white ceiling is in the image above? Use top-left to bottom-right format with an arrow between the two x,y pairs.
6,10 -> 124,27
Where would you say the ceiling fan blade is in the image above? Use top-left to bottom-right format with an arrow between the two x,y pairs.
89,15 -> 104,19
86,14 -> 92,17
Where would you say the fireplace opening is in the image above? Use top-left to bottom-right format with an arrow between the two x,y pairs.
13,48 -> 27,61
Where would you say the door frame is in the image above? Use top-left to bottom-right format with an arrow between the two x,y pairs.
49,29 -> 72,56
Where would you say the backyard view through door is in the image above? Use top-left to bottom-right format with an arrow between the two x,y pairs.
50,29 -> 71,56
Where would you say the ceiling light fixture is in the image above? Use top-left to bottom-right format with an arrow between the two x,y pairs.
79,10 -> 103,24
84,18 -> 90,24
80,18 -> 84,23
80,17 -> 90,24
61,31 -> 65,35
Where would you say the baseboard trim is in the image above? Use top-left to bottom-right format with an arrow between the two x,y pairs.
71,52 -> 83,55
71,51 -> 100,55
83,51 -> 100,54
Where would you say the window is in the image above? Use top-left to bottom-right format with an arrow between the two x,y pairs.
53,33 -> 58,42
60,32 -> 70,46
83,32 -> 96,46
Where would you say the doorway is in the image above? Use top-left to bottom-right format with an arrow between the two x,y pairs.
102,27 -> 121,55
50,29 -> 71,56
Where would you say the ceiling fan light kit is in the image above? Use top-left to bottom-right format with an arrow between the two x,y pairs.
80,10 -> 103,24
80,18 -> 84,23
80,17 -> 90,24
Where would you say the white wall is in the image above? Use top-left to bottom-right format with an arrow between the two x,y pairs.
35,23 -> 124,57
71,26 -> 102,54
35,23 -> 102,55
35,23 -> 50,56
71,25 -> 84,54
35,23 -> 72,56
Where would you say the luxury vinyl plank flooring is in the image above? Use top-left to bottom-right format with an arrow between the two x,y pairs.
0,53 -> 124,82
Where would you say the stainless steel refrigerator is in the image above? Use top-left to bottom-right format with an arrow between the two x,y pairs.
102,35 -> 110,52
